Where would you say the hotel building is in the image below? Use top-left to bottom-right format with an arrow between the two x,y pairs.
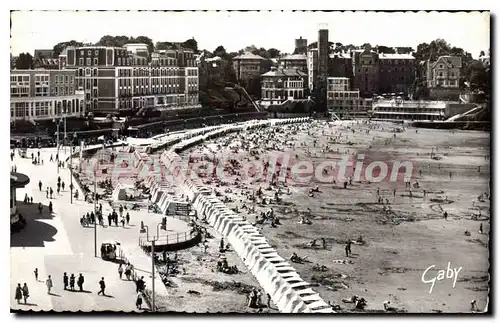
10,69 -> 85,122
260,67 -> 308,108
63,45 -> 199,115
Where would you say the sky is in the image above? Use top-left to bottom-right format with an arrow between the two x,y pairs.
10,11 -> 490,58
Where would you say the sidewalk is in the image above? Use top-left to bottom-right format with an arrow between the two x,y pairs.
10,147 -> 149,312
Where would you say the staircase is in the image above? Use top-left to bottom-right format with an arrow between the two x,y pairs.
445,105 -> 484,122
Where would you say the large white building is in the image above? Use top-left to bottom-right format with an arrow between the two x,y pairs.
326,77 -> 372,118
10,69 -> 85,122
370,98 -> 476,121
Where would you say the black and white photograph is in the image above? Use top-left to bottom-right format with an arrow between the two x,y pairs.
9,9 -> 491,314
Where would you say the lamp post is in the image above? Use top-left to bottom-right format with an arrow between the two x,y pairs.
92,164 -> 98,257
140,219 -> 166,312
64,114 -> 67,154
70,133 -> 76,204
54,118 -> 62,174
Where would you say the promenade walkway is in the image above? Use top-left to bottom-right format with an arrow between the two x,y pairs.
10,147 -> 157,312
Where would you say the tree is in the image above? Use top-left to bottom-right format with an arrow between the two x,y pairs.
462,60 -> 489,92
308,42 -> 317,49
361,43 -> 372,50
135,36 -> 155,54
213,45 -> 227,58
182,38 -> 198,52
10,54 -> 16,70
267,48 -> 280,58
156,41 -> 173,50
15,53 -> 33,69
96,35 -> 131,47
53,40 -> 84,57
244,45 -> 257,53
377,46 -> 396,54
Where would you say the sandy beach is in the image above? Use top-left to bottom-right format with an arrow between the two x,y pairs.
181,120 -> 490,313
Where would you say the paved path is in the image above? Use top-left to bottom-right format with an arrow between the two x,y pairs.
10,147 -> 153,312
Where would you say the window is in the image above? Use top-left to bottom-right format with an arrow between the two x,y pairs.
94,58 -> 98,65
95,50 -> 99,55
87,58 -> 91,66
79,58 -> 84,66
80,50 -> 84,55
55,75 -> 59,83
88,50 -> 91,55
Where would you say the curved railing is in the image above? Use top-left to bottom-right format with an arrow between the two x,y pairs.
139,229 -> 199,247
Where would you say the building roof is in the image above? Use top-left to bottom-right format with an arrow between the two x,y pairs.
124,43 -> 149,48
34,58 -> 59,66
431,55 -> 462,69
11,172 -> 30,189
378,53 -> 415,60
281,54 -> 307,60
261,68 -> 307,77
233,52 -> 265,60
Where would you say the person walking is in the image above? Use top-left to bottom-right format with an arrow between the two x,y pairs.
136,292 -> 143,310
34,268 -> 39,281
266,293 -> 271,308
98,277 -> 106,296
77,274 -> 84,292
69,274 -> 75,291
126,212 -> 130,225
479,223 -> 483,234
46,275 -> 53,294
345,240 -> 352,257
63,273 -> 69,290
62,182 -> 65,191
46,187 -> 49,199
15,284 -> 22,304
118,264 -> 124,280
125,264 -> 132,280
22,283 -> 30,304
38,180 -> 42,191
